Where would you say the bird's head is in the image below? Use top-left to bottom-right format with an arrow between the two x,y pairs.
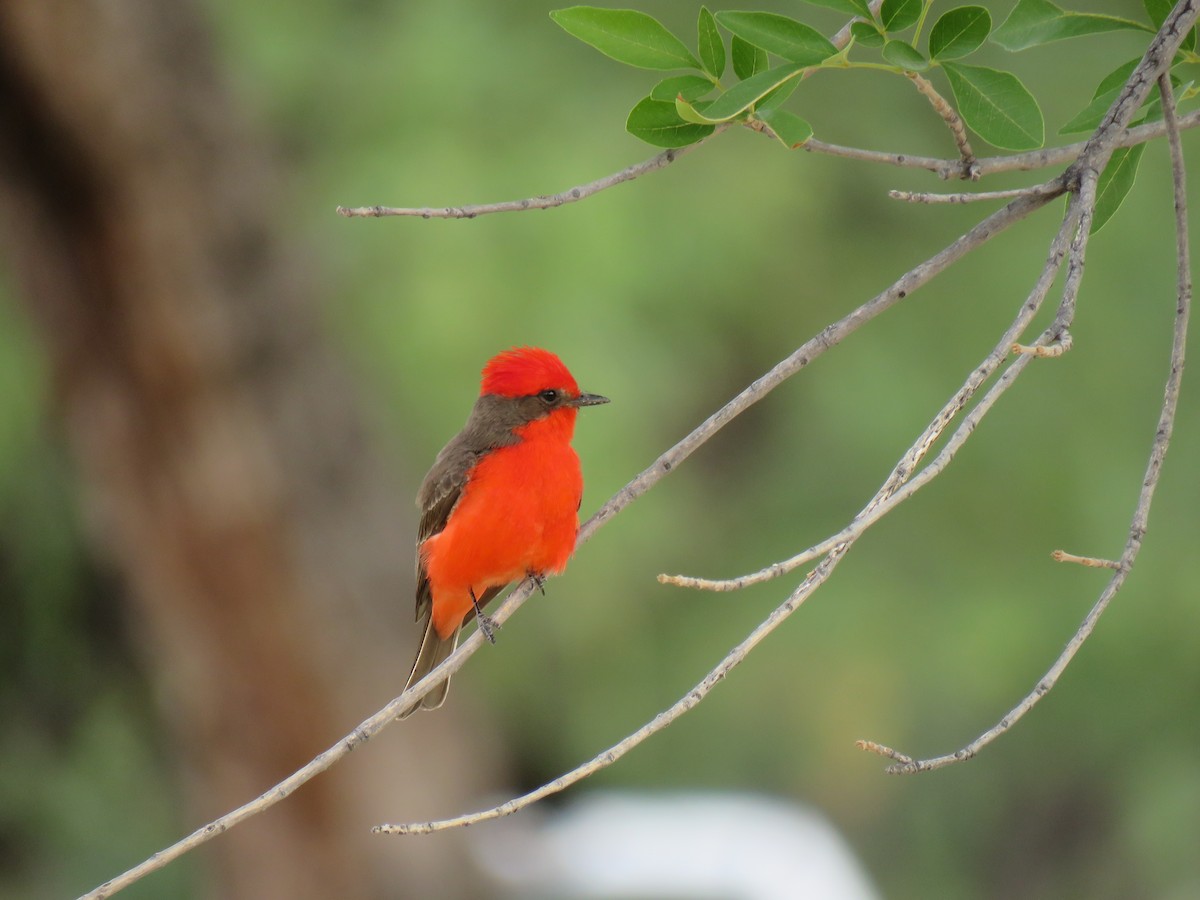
479,347 -> 609,438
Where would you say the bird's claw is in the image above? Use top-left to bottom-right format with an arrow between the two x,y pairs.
476,613 -> 499,644
528,572 -> 547,596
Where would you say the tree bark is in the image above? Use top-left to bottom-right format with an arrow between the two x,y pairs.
0,2 -> 503,896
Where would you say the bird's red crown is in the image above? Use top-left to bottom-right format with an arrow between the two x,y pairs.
481,347 -> 579,398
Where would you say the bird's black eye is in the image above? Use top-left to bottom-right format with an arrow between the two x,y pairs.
538,389 -> 559,404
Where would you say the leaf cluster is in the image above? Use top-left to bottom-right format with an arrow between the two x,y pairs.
552,1 -> 1200,228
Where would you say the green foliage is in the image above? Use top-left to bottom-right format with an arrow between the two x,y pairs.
550,7 -> 701,69
551,0 -> 1197,229
798,0 -> 873,18
731,34 -> 768,79
755,106 -> 814,148
626,96 -> 714,146
882,39 -> 928,72
677,64 -> 805,124
992,0 -> 1152,51
696,7 -> 725,78
942,62 -> 1044,150
879,0 -> 923,34
650,74 -> 713,102
929,7 -> 992,61
714,12 -> 836,65
1092,143 -> 1147,233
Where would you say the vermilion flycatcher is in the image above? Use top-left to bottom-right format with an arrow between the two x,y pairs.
401,347 -> 609,714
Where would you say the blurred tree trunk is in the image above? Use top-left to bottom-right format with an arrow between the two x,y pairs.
0,2 -> 503,897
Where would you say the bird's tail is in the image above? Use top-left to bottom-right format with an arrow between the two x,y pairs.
399,620 -> 459,718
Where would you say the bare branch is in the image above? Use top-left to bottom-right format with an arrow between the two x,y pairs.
804,109 -> 1200,179
889,186 -> 1046,204
336,127 -> 726,219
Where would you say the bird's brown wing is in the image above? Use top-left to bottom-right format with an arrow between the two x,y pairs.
414,456 -> 470,622
413,397 -> 523,621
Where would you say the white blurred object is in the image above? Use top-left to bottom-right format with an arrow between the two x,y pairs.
470,790 -> 882,899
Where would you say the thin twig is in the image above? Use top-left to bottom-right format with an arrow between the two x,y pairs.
1051,549 -> 1120,569
889,186 -> 1044,204
336,127 -> 726,218
803,109 -> 1200,180
906,72 -> 978,177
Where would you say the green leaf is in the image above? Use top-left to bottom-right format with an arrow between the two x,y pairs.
716,12 -> 837,65
881,0 -> 922,33
1091,144 -> 1145,233
992,0 -> 1152,51
757,75 -> 801,112
942,62 -> 1044,150
755,107 -> 814,148
850,21 -> 886,47
882,40 -> 929,70
676,63 -> 805,123
626,96 -> 715,146
697,7 -> 726,78
550,7 -> 701,70
1059,86 -> 1119,134
929,7 -> 992,60
731,35 -> 768,79
797,0 -> 874,17
651,74 -> 715,102
1144,0 -> 1196,52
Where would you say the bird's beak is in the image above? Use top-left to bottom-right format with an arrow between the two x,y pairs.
572,392 -> 610,408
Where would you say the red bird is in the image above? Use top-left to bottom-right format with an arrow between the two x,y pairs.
401,347 -> 609,714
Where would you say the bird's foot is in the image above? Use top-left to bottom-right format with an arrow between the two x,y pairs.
475,613 -> 498,644
527,572 -> 547,596
469,587 -> 499,644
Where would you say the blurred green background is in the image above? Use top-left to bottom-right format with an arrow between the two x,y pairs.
2,0 -> 1198,897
